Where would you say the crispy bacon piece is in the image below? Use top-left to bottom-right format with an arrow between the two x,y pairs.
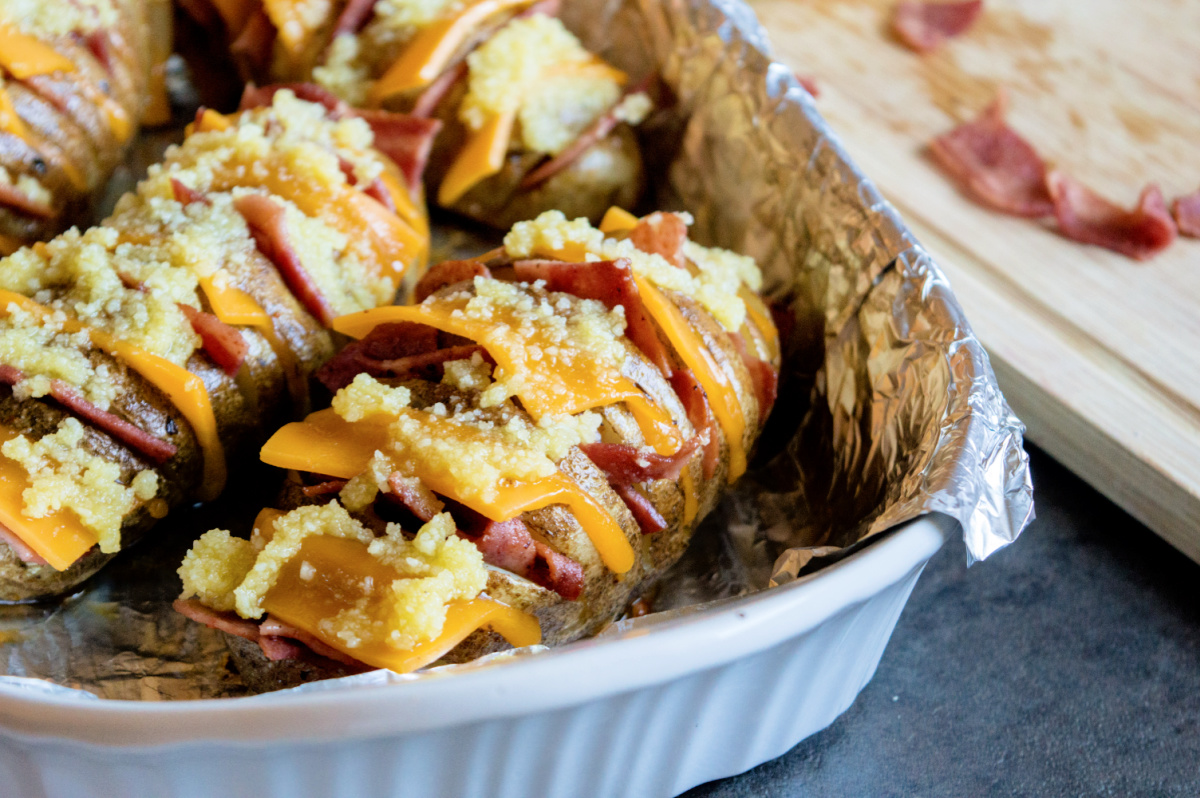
1046,173 -> 1177,261
519,81 -> 646,189
354,110 -> 441,192
171,178 -> 208,206
0,523 -> 48,565
260,616 -> 365,666
179,304 -> 249,377
629,212 -> 687,269
386,473 -> 445,523
230,8 -> 276,77
82,30 -> 117,76
173,598 -> 262,641
415,259 -> 492,302
512,258 -> 674,378
530,541 -> 583,600
301,479 -> 348,498
929,91 -> 1054,218
331,0 -> 378,37
579,439 -> 698,484
670,369 -> 718,479
240,84 -> 441,191
1172,189 -> 1200,238
893,0 -> 984,53
257,635 -> 304,661
336,158 -> 395,212
729,332 -> 779,415
0,183 -> 55,219
411,62 -> 468,119
316,321 -> 483,391
468,517 -> 537,577
613,484 -> 668,535
0,364 -> 178,464
235,193 -> 337,326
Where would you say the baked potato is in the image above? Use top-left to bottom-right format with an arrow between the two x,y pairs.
179,0 -> 652,227
0,88 -> 430,601
176,207 -> 780,691
0,0 -> 169,253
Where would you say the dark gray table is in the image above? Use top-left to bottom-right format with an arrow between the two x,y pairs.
684,446 -> 1200,797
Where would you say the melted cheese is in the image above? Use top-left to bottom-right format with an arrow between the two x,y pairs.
369,0 -> 537,101
680,467 -> 698,525
332,292 -> 682,456
0,425 -> 96,570
738,286 -> 780,362
437,107 -> 514,206
0,85 -> 28,141
0,290 -> 226,500
599,206 -> 639,234
263,535 -> 539,672
0,26 -> 75,79
260,408 -> 636,574
633,277 -> 747,481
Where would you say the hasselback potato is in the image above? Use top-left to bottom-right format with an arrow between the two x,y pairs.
0,88 -> 430,601
176,207 -> 780,691
0,0 -> 170,253
181,0 -> 651,227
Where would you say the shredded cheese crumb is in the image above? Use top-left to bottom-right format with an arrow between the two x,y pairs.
1,419 -> 157,552
178,529 -> 257,612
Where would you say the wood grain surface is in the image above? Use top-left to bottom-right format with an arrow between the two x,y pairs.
750,0 -> 1200,561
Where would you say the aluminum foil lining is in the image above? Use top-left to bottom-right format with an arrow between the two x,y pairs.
0,0 -> 1033,700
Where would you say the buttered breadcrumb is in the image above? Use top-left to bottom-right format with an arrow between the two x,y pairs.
0,0 -> 120,36
1,418 -> 157,552
179,505 -> 487,652
504,211 -> 763,331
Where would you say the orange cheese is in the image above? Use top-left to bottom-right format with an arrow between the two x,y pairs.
209,153 -> 418,287
142,63 -> 171,127
370,0 -> 537,101
738,286 -> 780,363
0,425 -> 97,570
260,408 -> 637,573
74,80 -> 132,144
0,26 -> 75,79
634,277 -> 747,481
0,290 -> 226,500
599,206 -> 639,234
437,108 -> 515,207
680,467 -> 698,525
332,299 -> 682,455
0,85 -> 28,141
190,108 -> 232,135
263,534 -> 540,672
262,0 -> 318,55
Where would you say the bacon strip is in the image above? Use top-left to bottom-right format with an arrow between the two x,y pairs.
630,212 -> 687,269
331,0 -> 378,37
450,504 -> 582,600
512,258 -> 674,378
316,321 -> 483,391
230,8 -> 276,77
729,332 -> 779,415
234,193 -> 336,326
0,183 -> 55,219
530,541 -> 584,600
670,368 -> 718,479
415,259 -> 492,302
173,598 -> 262,641
929,91 -> 1054,218
260,616 -> 365,666
180,304 -> 249,377
613,484 -> 668,535
1046,173 -> 1177,261
301,479 -> 347,498
240,83 -> 441,191
411,62 -> 468,120
171,178 -> 208,206
467,518 -> 537,577
386,473 -> 445,523
579,439 -> 698,484
1172,189 -> 1200,238
519,82 -> 646,190
0,364 -> 177,464
0,522 -> 48,565
893,0 -> 984,53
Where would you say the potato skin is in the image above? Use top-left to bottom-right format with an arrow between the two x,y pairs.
231,277 -> 779,689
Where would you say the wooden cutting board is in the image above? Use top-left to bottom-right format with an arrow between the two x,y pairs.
750,0 -> 1200,561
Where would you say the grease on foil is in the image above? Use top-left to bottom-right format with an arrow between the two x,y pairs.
0,0 -> 1032,700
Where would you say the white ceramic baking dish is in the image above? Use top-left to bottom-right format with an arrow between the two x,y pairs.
0,513 -> 954,798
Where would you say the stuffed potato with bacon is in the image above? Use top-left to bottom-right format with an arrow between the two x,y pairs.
0,89 -> 430,601
181,0 -> 651,228
176,208 -> 779,691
